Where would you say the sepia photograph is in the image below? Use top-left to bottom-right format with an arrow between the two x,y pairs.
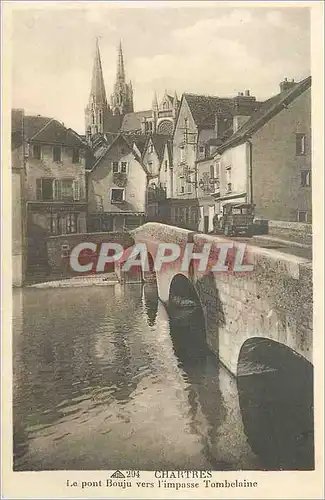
3,1 -> 324,498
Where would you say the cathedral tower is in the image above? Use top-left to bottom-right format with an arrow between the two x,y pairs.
85,39 -> 111,139
110,41 -> 134,116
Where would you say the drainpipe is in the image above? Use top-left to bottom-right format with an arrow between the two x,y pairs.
246,137 -> 253,205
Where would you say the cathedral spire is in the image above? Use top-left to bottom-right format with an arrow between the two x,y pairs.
90,38 -> 107,106
116,40 -> 125,82
111,41 -> 134,116
85,38 -> 111,138
152,91 -> 159,110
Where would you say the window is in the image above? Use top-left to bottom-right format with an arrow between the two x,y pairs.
226,166 -> 232,191
36,178 -> 54,201
148,161 -> 153,172
32,144 -> 41,159
102,217 -> 113,231
112,162 -> 119,173
125,216 -> 141,229
187,182 -> 193,194
53,146 -> 62,162
164,160 -> 168,172
298,210 -> 308,222
111,188 -> 124,203
149,143 -> 154,153
181,186 -> 185,194
48,213 -> 60,234
301,169 -> 311,187
66,213 -> 78,234
199,146 -> 205,153
61,179 -> 74,200
180,146 -> 185,162
72,148 -> 80,164
296,134 -> 306,155
48,179 -> 80,201
121,162 -> 128,173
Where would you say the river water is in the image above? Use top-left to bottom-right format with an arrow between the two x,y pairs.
12,282 -> 313,471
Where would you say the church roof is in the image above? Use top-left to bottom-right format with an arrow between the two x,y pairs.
121,110 -> 152,132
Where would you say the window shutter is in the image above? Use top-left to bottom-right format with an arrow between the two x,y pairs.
36,179 -> 42,200
73,180 -> 80,200
79,181 -> 85,200
53,179 -> 61,200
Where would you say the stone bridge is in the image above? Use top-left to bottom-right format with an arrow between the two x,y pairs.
118,222 -> 313,377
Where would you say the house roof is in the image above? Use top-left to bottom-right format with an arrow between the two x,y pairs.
184,94 -> 234,129
217,76 -> 311,154
89,133 -> 150,176
144,133 -> 170,163
121,110 -> 152,132
23,115 -> 86,147
123,133 -> 148,155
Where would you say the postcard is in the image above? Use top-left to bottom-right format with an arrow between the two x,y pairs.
1,1 -> 324,498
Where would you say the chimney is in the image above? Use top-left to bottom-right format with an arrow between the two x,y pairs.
232,90 -> 257,131
280,77 -> 296,93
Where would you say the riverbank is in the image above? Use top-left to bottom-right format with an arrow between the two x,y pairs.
26,272 -> 120,289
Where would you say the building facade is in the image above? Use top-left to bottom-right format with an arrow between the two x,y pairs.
87,134 -> 148,232
12,109 -> 27,286
24,115 -> 88,267
215,76 -> 312,223
171,92 -> 260,229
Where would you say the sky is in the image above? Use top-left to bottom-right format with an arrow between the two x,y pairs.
11,3 -> 311,134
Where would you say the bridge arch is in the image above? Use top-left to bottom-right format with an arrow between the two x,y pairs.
167,273 -> 209,359
237,337 -> 314,470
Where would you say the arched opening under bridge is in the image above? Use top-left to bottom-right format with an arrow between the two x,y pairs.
237,337 -> 314,470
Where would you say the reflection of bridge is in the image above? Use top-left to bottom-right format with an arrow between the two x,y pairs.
119,222 -> 313,377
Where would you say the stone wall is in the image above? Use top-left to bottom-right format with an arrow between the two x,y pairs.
268,220 -> 312,245
46,232 -> 134,276
132,223 -> 313,375
192,233 -> 312,374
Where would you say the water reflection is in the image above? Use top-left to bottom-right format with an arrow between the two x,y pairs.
13,282 -> 312,472
142,282 -> 159,327
13,285 -> 212,470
